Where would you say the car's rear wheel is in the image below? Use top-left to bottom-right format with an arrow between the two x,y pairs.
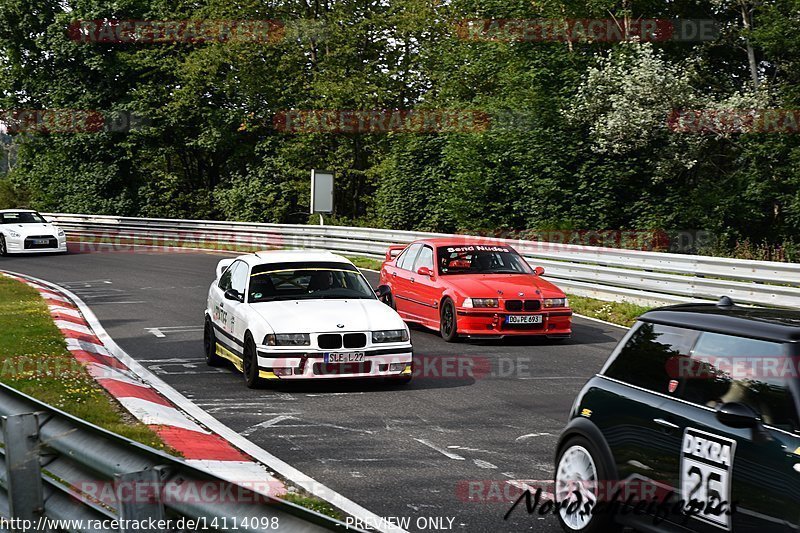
243,334 -> 265,389
440,298 -> 459,342
554,436 -> 620,533
203,317 -> 224,366
0,235 -> 7,257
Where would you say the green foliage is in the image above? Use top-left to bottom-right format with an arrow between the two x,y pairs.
0,0 -> 799,258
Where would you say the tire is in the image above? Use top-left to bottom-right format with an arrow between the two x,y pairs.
243,335 -> 265,389
554,436 -> 621,533
439,298 -> 459,342
0,235 -> 7,257
203,318 -> 224,367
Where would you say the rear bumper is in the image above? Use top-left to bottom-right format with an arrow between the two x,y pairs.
256,347 -> 413,380
455,309 -> 572,337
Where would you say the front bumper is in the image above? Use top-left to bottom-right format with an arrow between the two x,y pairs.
5,235 -> 67,254
256,345 -> 413,380
455,309 -> 572,337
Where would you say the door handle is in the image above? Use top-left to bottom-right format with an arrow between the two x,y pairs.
391,272 -> 397,277
653,418 -> 679,430
410,278 -> 415,283
219,302 -> 224,308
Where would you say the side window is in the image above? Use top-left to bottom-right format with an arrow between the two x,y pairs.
680,332 -> 797,431
218,261 -> 236,291
397,244 -> 422,271
604,322 -> 701,394
231,261 -> 249,295
413,246 -> 434,271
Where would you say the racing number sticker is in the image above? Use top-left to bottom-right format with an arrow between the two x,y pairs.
680,427 -> 736,530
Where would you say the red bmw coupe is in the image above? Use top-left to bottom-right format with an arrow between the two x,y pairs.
377,238 -> 572,341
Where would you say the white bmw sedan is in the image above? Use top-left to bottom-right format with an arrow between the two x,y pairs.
0,209 -> 68,255
204,250 -> 413,388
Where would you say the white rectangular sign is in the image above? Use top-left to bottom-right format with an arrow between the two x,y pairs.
310,169 -> 334,214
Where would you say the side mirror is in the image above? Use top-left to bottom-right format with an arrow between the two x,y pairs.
534,266 -> 545,276
716,402 -> 760,429
416,266 -> 433,278
374,285 -> 391,304
224,289 -> 243,302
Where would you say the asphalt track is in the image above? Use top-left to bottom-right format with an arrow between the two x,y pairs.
2,249 -> 627,532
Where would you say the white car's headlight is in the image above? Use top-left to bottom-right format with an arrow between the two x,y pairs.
7,230 -> 20,238
372,329 -> 409,343
463,298 -> 499,308
543,298 -> 568,308
263,333 -> 310,346
57,228 -> 65,237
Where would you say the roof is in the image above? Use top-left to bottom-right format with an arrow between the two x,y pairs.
0,209 -> 36,213
640,299 -> 800,343
239,249 -> 352,266
412,237 -> 515,248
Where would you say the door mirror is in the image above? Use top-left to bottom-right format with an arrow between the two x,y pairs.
716,402 -> 761,429
374,285 -> 391,304
224,289 -> 243,302
534,266 -> 545,276
416,266 -> 433,278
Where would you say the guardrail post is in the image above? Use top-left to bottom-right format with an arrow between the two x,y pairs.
115,469 -> 166,532
2,413 -> 44,527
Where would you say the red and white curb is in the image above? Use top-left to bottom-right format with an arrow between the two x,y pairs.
2,269 -> 405,533
2,271 -> 284,493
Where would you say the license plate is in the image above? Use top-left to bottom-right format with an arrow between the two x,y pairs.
33,239 -> 49,245
324,352 -> 365,363
505,315 -> 543,324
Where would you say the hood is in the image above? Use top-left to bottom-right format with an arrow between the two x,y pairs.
443,273 -> 565,298
249,298 -> 405,334
1,223 -> 58,238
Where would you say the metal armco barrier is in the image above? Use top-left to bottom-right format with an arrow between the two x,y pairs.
43,213 -> 800,308
0,383 -> 355,532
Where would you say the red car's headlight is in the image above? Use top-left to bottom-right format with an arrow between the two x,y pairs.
543,298 -> 568,308
463,298 -> 499,308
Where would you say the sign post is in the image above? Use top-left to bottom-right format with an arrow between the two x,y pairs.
310,169 -> 334,225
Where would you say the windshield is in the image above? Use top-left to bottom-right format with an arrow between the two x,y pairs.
1,212 -> 46,224
248,262 -> 376,303
437,245 -> 532,275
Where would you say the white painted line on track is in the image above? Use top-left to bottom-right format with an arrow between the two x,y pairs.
4,269 -> 407,533
572,312 -> 629,329
240,415 -> 297,437
414,438 -> 465,460
515,433 -> 552,441
472,459 -> 498,469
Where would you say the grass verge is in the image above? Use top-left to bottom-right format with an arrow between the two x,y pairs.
0,275 -> 174,452
567,293 -> 652,327
345,255 -> 383,270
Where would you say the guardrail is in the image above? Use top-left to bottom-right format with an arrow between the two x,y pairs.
0,382 -> 354,532
43,213 -> 800,308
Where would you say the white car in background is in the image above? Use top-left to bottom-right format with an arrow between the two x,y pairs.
204,250 -> 413,388
0,209 -> 68,255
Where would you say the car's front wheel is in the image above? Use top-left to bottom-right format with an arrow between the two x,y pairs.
0,235 -> 7,257
203,317 -> 224,367
243,334 -> 266,389
440,298 -> 459,342
554,436 -> 620,533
